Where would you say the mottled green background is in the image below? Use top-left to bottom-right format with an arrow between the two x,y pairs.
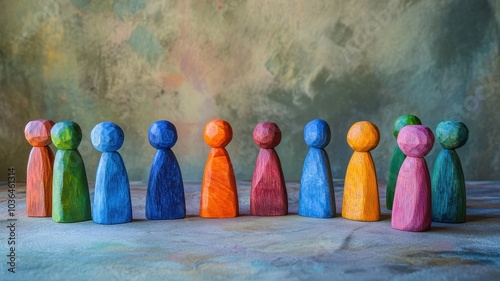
1,0 -> 499,182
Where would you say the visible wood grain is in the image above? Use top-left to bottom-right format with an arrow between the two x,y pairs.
25,119 -> 55,217
386,146 -> 405,210
431,150 -> 466,223
250,122 -> 288,216
200,120 -> 238,218
392,157 -> 432,231
299,119 -> 335,218
386,115 -> 421,210
201,148 -> 239,218
51,121 -> 92,223
392,125 -> 434,232
91,122 -> 132,224
146,121 -> 186,220
299,149 -> 335,218
342,121 -> 380,222
26,147 -> 54,217
431,120 -> 469,223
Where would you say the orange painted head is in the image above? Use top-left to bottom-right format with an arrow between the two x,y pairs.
204,119 -> 233,148
347,121 -> 380,152
25,119 -> 55,147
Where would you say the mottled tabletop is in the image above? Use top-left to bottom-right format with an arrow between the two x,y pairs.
1,180 -> 499,281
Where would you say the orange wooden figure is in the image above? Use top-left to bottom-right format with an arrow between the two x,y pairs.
24,119 -> 55,217
342,121 -> 381,222
200,119 -> 239,218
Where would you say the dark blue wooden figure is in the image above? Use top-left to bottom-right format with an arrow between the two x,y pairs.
146,120 -> 186,220
431,121 -> 469,223
91,122 -> 132,224
299,119 -> 335,218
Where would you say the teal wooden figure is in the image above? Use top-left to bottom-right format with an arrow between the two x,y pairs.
299,119 -> 335,218
386,115 -> 421,210
91,122 -> 132,225
431,121 -> 469,223
51,121 -> 92,223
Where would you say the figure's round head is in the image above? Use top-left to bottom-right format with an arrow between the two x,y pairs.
397,125 -> 434,157
204,119 -> 232,148
148,120 -> 178,149
347,121 -> 380,152
436,121 -> 469,150
393,115 -> 421,138
91,122 -> 124,152
51,121 -> 83,150
253,122 -> 281,149
25,119 -> 55,147
304,119 -> 331,149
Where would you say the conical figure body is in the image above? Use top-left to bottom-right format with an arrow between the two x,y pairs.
200,120 -> 239,218
250,122 -> 288,216
299,119 -> 335,218
51,121 -> 91,223
91,122 -> 132,224
386,115 -> 421,210
25,119 -> 55,217
392,125 -> 434,232
432,121 -> 469,223
146,120 -> 186,220
342,121 -> 380,221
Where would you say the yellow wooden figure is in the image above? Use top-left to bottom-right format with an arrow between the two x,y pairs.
342,121 -> 381,222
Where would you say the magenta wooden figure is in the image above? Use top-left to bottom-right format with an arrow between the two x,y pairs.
392,125 -> 434,232
250,122 -> 288,216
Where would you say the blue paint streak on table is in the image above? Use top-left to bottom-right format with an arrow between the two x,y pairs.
1,181 -> 499,280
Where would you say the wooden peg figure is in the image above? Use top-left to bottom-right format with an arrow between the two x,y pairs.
200,120 -> 239,218
51,121 -> 92,223
392,125 -> 434,232
432,121 -> 469,223
342,121 -> 380,222
250,122 -> 288,216
146,120 -> 186,220
299,119 -> 335,218
91,122 -> 132,224
386,115 -> 421,210
24,119 -> 55,217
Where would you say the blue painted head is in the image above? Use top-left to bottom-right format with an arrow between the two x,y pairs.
148,120 -> 178,149
436,120 -> 469,149
91,122 -> 124,152
304,119 -> 331,149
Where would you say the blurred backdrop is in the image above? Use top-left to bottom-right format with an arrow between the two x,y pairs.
1,0 -> 499,182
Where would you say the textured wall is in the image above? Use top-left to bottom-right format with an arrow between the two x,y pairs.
1,0 -> 499,182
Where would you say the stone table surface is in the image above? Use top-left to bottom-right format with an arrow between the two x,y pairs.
1,180 -> 499,281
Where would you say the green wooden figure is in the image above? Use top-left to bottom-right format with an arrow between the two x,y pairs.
431,121 -> 469,223
51,121 -> 92,223
386,115 -> 421,210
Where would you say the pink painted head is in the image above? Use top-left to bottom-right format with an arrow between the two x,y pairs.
397,125 -> 434,157
253,122 -> 281,149
25,119 -> 55,147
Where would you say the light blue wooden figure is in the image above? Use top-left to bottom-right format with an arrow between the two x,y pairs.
91,122 -> 132,224
146,120 -> 186,220
299,119 -> 335,218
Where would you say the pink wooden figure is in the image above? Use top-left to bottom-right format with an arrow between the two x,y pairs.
392,125 -> 434,232
250,122 -> 288,216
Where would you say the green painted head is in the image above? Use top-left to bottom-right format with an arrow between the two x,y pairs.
436,120 -> 469,149
51,121 -> 83,150
393,115 -> 422,138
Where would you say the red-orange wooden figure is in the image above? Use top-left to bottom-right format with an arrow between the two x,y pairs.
200,120 -> 239,218
24,119 -> 55,217
250,122 -> 288,216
